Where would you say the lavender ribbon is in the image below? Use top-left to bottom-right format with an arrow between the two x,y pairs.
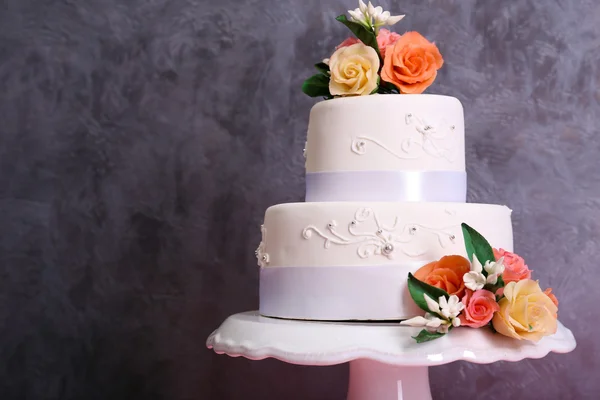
305,170 -> 466,202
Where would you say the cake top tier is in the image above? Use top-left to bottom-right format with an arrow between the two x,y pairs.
305,94 -> 465,174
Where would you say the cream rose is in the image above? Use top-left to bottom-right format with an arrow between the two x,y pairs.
492,280 -> 558,342
328,43 -> 380,96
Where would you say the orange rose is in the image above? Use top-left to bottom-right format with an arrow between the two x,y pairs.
414,255 -> 471,298
381,31 -> 443,94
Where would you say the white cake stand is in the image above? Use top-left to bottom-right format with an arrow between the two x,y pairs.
206,311 -> 576,400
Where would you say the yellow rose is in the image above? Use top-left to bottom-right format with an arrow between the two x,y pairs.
329,43 -> 380,96
492,280 -> 558,342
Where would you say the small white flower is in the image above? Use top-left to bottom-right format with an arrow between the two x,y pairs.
348,8 -> 368,25
452,317 -> 461,327
367,2 -> 383,20
438,295 -> 464,319
465,254 -> 505,289
400,315 -> 429,327
463,254 -> 486,290
424,293 -> 440,314
384,14 -> 405,26
348,1 -> 405,32
401,313 -> 450,334
484,256 -> 505,280
358,0 -> 368,13
472,254 -> 484,273
464,271 -> 486,291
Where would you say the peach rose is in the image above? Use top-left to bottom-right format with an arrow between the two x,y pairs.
328,43 -> 380,96
544,288 -> 559,307
414,255 -> 471,298
380,31 -> 443,94
459,289 -> 499,328
493,248 -> 531,283
492,280 -> 558,342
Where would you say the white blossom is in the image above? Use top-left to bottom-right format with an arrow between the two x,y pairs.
464,254 -> 505,289
347,1 -> 405,33
464,271 -> 486,291
438,295 -> 464,319
401,313 -> 451,334
483,256 -> 505,285
358,0 -> 368,13
424,293 -> 440,314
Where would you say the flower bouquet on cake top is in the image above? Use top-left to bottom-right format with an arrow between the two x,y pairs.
401,223 -> 559,343
302,1 -> 443,98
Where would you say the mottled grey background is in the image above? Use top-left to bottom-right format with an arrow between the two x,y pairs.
0,0 -> 597,399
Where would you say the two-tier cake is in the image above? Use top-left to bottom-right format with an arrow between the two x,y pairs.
257,95 -> 513,321
254,1 -> 558,344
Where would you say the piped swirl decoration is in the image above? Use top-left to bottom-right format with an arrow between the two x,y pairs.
302,207 -> 457,259
351,113 -> 456,162
255,224 -> 269,267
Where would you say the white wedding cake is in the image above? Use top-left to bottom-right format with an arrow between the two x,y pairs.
257,95 -> 513,320
253,3 -> 558,343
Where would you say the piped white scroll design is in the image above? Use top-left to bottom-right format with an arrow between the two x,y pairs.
255,224 -> 269,267
351,113 -> 457,162
301,208 -> 457,259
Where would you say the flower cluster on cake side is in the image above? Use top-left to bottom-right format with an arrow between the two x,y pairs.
401,223 -> 559,343
302,1 -> 443,98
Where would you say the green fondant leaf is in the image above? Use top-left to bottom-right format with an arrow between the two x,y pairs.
407,273 -> 450,314
461,223 -> 496,265
335,15 -> 381,60
377,80 -> 399,94
412,329 -> 446,343
314,62 -> 330,76
302,73 -> 331,98
369,76 -> 380,95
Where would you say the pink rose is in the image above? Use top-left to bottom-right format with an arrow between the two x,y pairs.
459,289 -> 499,328
376,28 -> 401,57
335,29 -> 400,57
336,37 -> 360,49
494,248 -> 532,283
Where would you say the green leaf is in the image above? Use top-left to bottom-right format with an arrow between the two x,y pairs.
314,62 -> 330,76
412,329 -> 446,343
461,223 -> 496,265
377,80 -> 399,94
369,76 -> 380,95
302,73 -> 331,98
407,273 -> 450,314
335,15 -> 381,59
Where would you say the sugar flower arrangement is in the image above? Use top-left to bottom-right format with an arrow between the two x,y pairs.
302,1 -> 443,99
401,224 -> 559,343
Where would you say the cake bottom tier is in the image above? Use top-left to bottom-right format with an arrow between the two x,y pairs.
257,201 -> 513,321
260,264 -> 422,320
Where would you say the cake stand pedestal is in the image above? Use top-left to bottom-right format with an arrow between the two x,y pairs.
206,311 -> 576,400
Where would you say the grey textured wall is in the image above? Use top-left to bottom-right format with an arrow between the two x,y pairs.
0,0 -> 597,399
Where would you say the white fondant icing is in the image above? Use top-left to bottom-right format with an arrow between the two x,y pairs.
350,113 -> 456,162
305,95 -> 465,173
301,207 -> 457,260
263,202 -> 512,268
